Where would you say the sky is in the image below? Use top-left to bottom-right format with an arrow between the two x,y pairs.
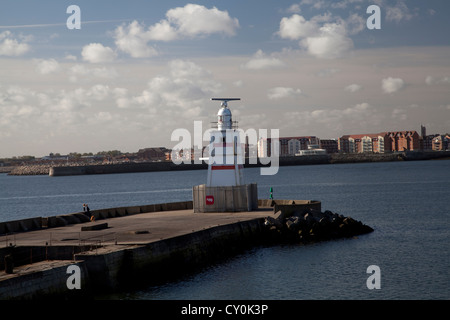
0,0 -> 449,158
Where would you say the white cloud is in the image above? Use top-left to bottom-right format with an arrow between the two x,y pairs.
0,82 -> 128,144
277,14 -> 355,59
121,60 -> 223,120
346,13 -> 365,35
267,87 -> 302,100
298,0 -> 327,10
301,22 -> 353,59
64,54 -> 77,61
114,20 -> 159,58
287,4 -> 302,14
81,43 -> 116,63
163,4 -> 239,38
113,87 -> 132,109
293,0 -> 365,11
344,83 -> 362,93
68,64 -> 118,83
113,4 -> 239,57
0,31 -> 30,56
425,75 -> 435,85
392,107 -> 407,121
241,50 -> 285,70
425,75 -> 450,85
317,67 -> 340,77
386,0 -> 415,23
34,58 -> 60,75
382,77 -> 404,94
283,102 -> 375,133
146,20 -> 178,42
233,80 -> 244,87
277,14 -> 319,40
87,84 -> 110,101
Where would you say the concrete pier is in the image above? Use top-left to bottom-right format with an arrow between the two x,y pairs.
0,200 -> 321,299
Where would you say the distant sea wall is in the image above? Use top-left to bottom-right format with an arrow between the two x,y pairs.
6,151 -> 450,176
48,161 -> 208,176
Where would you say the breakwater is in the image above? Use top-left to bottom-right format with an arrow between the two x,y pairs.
0,219 -> 266,299
6,150 -> 450,176
0,200 -> 264,299
0,199 -> 373,299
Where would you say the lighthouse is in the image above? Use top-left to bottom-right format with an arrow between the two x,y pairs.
193,98 -> 258,213
206,98 -> 244,187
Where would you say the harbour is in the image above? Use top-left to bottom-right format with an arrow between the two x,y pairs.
1,0 -> 449,307
3,150 -> 450,176
1,196 -> 377,299
1,160 -> 449,299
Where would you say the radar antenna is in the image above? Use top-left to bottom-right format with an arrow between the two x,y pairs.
211,98 -> 240,108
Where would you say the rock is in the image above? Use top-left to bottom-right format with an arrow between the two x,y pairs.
285,216 -> 303,231
263,207 -> 373,243
303,213 -> 315,225
264,216 -> 283,229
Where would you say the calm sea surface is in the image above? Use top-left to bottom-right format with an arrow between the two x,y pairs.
1,160 -> 449,299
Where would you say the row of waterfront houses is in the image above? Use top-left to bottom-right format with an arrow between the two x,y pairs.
338,131 -> 420,154
256,127 -> 449,157
338,127 -> 449,154
8,128 -> 445,166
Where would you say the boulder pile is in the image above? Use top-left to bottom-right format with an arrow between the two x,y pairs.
8,164 -> 51,175
264,208 -> 373,243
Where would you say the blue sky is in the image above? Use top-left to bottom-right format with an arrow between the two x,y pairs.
1,0 -> 449,157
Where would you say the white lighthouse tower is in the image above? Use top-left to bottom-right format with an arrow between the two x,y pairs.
192,98 -> 258,213
206,98 -> 244,187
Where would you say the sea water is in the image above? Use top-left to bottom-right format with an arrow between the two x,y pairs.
1,160 -> 449,299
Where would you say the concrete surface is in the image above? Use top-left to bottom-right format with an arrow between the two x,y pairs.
0,208 -> 275,248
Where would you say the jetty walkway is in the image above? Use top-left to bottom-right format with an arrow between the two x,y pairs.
1,200 -> 293,299
0,207 -> 273,248
1,198 -> 374,300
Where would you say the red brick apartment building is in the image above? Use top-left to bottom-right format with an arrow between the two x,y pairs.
338,131 -> 420,153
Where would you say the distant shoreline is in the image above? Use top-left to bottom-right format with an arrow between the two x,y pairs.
4,150 -> 450,176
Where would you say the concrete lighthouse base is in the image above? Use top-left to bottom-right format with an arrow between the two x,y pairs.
193,184 -> 258,213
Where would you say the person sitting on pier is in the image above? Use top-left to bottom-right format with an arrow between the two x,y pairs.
83,203 -> 95,221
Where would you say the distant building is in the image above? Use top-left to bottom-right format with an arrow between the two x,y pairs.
421,134 -> 435,150
339,133 -> 388,153
258,136 -> 320,157
320,139 -> 338,154
339,130 -> 420,153
386,131 -> 420,152
137,147 -> 170,161
41,153 -> 70,161
431,135 -> 450,151
421,125 -> 427,139
296,148 -> 327,156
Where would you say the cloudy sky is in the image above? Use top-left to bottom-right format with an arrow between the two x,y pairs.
1,0 -> 449,157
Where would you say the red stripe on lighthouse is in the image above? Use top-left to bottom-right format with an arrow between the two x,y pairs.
211,165 -> 243,170
211,165 -> 236,170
